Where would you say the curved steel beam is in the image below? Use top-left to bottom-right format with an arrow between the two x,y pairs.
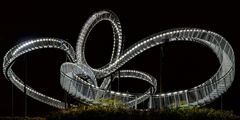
3,10 -> 235,109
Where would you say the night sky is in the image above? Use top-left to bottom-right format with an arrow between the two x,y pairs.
0,1 -> 239,117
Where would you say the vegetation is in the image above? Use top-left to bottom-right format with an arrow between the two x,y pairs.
169,100 -> 188,108
0,117 -> 45,120
95,98 -> 125,106
1,106 -> 239,120
46,105 -> 240,120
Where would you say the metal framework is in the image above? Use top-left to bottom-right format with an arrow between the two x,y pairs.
3,10 -> 235,109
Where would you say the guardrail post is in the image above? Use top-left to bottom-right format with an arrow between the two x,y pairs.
174,93 -> 178,108
184,90 -> 189,107
194,87 -> 199,105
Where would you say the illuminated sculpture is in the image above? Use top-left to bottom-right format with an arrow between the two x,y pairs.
3,10 -> 235,109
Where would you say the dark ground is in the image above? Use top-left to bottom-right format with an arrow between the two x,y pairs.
0,1 -> 239,117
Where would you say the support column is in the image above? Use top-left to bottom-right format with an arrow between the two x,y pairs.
118,70 -> 120,92
64,90 -> 68,109
149,95 -> 152,109
134,96 -> 137,109
159,45 -> 164,94
185,90 -> 189,107
11,84 -> 14,117
24,56 -> 27,117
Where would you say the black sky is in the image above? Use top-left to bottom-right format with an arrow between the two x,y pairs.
0,1 -> 239,117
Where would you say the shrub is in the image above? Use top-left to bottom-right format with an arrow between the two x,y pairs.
95,98 -> 125,106
0,117 -> 45,120
46,105 -> 240,120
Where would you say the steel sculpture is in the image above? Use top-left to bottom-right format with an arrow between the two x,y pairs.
3,10 -> 235,109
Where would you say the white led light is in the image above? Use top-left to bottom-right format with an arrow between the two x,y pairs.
3,10 -> 235,110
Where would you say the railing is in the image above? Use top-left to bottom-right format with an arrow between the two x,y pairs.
3,38 -> 77,108
59,29 -> 234,109
3,10 -> 235,110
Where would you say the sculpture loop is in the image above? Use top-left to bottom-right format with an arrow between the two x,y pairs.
3,10 -> 235,109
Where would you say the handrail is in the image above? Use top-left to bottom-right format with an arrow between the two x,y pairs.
3,10 -> 235,109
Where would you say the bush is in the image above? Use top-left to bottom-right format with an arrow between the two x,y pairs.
46,106 -> 240,120
0,117 -> 45,120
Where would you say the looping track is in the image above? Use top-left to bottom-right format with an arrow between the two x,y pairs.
3,10 -> 235,109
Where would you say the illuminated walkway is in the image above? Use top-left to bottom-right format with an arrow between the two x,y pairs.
3,10 -> 235,109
